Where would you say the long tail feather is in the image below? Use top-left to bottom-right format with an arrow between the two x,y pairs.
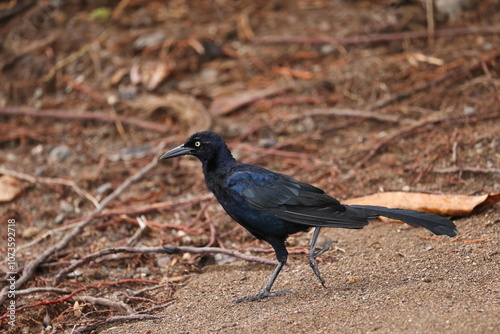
347,205 -> 457,237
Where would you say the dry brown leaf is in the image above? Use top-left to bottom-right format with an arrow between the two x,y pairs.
0,175 -> 23,202
108,67 -> 128,87
209,84 -> 289,116
142,60 -> 175,91
126,93 -> 211,133
128,60 -> 175,91
343,192 -> 500,216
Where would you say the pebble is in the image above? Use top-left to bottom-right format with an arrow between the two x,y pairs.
215,253 -> 234,265
31,144 -> 43,155
22,227 -> 41,239
156,255 -> 171,267
49,145 -> 72,162
463,106 -> 476,115
378,153 -> 400,167
55,213 -> 66,224
320,44 -> 336,55
347,275 -> 361,283
137,266 -> 151,276
133,31 -> 166,51
66,269 -> 82,279
95,182 -> 113,194
59,200 -> 73,213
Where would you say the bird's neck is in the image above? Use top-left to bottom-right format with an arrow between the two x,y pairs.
202,145 -> 236,176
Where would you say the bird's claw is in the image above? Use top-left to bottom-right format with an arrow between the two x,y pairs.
312,240 -> 336,258
232,289 -> 291,303
309,240 -> 336,285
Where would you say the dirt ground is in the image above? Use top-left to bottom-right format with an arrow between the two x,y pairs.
1,0 -> 499,333
103,215 -> 500,334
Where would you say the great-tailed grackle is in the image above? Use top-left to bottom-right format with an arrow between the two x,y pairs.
160,131 -> 457,302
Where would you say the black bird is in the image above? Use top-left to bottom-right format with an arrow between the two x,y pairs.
160,131 -> 457,302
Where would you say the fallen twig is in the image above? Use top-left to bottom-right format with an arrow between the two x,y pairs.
54,246 -> 171,285
119,291 -> 160,305
0,151 -> 163,304
136,298 -> 176,314
162,245 -> 279,266
72,295 -> 134,314
432,166 -> 500,174
251,95 -> 330,108
54,245 -> 277,285
126,215 -> 148,246
43,29 -> 109,82
417,235 -> 446,242
354,111 -> 500,169
237,107 -> 395,141
0,166 -> 100,208
0,107 -> 168,133
129,284 -> 171,297
209,84 -> 289,116
0,279 -> 159,323
62,75 -> 106,105
455,238 -> 490,243
237,143 -> 312,160
301,108 -> 399,123
17,222 -> 84,251
15,287 -> 71,295
60,194 -> 213,226
73,314 -> 169,334
368,51 -> 500,110
253,26 -> 500,46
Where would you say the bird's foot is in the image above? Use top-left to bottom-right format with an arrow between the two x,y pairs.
232,289 -> 291,303
313,240 -> 336,257
309,240 -> 336,286
309,258 -> 326,286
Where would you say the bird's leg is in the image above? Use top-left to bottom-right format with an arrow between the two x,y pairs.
308,227 -> 336,286
233,245 -> 290,303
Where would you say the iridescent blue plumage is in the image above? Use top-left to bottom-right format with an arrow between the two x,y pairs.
160,131 -> 457,302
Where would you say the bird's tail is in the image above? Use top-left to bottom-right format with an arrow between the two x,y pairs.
347,205 -> 457,237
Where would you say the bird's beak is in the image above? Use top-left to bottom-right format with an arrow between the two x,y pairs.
159,144 -> 193,160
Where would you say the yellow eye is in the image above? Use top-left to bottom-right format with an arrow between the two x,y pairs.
194,141 -> 201,147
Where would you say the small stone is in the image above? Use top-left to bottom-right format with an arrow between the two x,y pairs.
483,42 -> 493,51
214,253 -> 234,265
463,106 -> 476,115
133,31 -> 166,51
118,85 -> 139,100
87,268 -> 108,280
95,182 -> 113,194
22,227 -> 41,239
379,153 -> 400,167
347,275 -> 361,283
137,266 -> 151,275
31,144 -> 43,155
66,269 -> 83,279
49,145 -> 72,162
156,255 -> 171,267
59,200 -> 73,213
199,68 -> 219,84
320,44 -> 336,55
55,213 -> 66,224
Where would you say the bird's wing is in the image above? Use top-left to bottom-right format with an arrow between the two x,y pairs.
227,169 -> 368,228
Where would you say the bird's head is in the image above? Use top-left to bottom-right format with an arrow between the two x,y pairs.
159,131 -> 232,166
